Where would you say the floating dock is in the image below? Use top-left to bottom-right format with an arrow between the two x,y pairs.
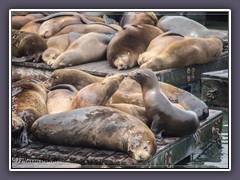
12,51 -> 228,89
11,109 -> 223,169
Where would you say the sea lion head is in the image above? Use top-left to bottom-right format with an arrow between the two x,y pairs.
42,48 -> 61,65
137,52 -> 154,66
101,73 -> 124,94
113,54 -> 131,70
128,133 -> 157,161
39,19 -> 58,38
128,68 -> 158,87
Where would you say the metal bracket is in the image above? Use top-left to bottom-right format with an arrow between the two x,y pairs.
212,119 -> 222,147
187,67 -> 195,82
164,150 -> 173,168
193,129 -> 202,148
206,88 -> 218,101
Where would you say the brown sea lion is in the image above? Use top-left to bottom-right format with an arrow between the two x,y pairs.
55,23 -> 122,36
31,106 -> 157,161
49,32 -> 114,69
47,84 -> 78,114
106,103 -> 149,126
107,24 -> 163,70
12,29 -> 47,62
120,12 -> 158,27
128,68 -> 199,138
12,112 -> 25,134
44,69 -> 103,90
137,32 -> 185,66
42,32 -> 82,65
12,79 -> 48,132
70,74 -> 124,109
140,37 -> 223,71
157,16 -> 228,41
12,13 -> 45,30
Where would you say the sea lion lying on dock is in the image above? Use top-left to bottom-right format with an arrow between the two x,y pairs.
31,106 -> 157,161
47,84 -> 78,114
107,24 -> 163,70
140,37 -> 223,71
12,29 -> 47,62
157,15 -> 228,41
70,74 -> 124,109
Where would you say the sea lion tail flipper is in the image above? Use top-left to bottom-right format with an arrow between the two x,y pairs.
12,56 -> 28,63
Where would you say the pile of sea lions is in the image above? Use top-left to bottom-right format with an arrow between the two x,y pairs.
12,11 -> 226,71
12,68 -> 209,161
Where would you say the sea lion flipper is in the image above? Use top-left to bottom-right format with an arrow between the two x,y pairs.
103,14 -> 118,24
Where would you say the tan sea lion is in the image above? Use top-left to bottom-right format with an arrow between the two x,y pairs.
42,32 -> 82,65
47,84 -> 78,114
38,12 -> 107,38
137,32 -> 185,66
140,37 -> 223,71
44,69 -> 103,90
107,24 -> 163,70
157,16 -> 228,41
12,13 -> 45,30
31,106 -> 157,161
120,12 -> 158,27
12,79 -> 48,132
70,74 -> 124,109
55,23 -> 122,36
128,68 -> 199,138
106,103 -> 149,126
19,12 -> 83,34
48,32 -> 114,69
12,29 -> 47,62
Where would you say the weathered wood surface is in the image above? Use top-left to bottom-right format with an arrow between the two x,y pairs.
11,109 -> 223,169
12,52 -> 228,87
201,69 -> 228,108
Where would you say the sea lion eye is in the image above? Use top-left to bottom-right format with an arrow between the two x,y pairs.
136,72 -> 141,76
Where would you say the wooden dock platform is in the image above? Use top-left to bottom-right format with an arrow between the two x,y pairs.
11,109 -> 223,169
12,52 -> 228,88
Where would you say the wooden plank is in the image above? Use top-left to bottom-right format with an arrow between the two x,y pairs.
84,150 -> 116,165
12,158 -> 81,169
67,148 -> 98,164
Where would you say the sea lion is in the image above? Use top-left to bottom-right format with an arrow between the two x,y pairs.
48,32 -> 114,69
19,12 -> 84,35
12,79 -> 48,133
31,106 -> 157,161
120,12 -> 158,27
137,32 -> 185,66
44,69 -> 103,90
42,32 -> 82,65
107,24 -> 163,70
140,37 -> 223,71
47,84 -> 78,114
128,68 -> 199,138
55,23 -> 122,36
12,29 -> 47,62
12,112 -> 25,134
12,13 -> 45,30
38,12 -> 107,38
70,74 -> 124,109
157,16 -> 228,41
106,103 -> 149,126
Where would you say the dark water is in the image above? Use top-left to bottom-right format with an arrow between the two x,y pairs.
176,111 -> 229,169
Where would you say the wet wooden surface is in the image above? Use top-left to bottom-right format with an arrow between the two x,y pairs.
11,109 -> 223,169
